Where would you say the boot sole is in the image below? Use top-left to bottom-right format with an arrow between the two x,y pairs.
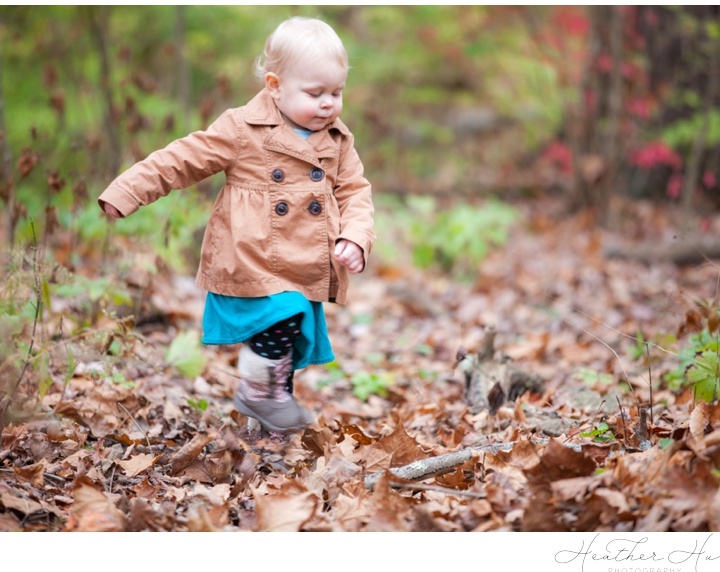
234,395 -> 309,433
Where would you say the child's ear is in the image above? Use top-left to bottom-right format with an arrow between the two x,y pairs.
265,73 -> 281,98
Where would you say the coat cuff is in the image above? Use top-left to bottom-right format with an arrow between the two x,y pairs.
97,185 -> 141,218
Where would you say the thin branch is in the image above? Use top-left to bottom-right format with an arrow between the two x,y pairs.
0,40 -> 16,246
616,395 -> 630,448
646,342 -> 654,430
363,440 -> 537,491
681,36 -> 719,225
117,402 -> 152,452
364,448 -> 473,490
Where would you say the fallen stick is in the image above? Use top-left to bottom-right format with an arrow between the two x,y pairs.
364,448 -> 474,490
363,440 -> 544,490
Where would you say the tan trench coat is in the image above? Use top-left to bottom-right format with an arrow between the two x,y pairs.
98,89 -> 375,305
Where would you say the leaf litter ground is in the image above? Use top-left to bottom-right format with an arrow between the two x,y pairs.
2,198 -> 720,532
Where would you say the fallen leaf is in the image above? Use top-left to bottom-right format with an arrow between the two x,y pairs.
115,453 -> 160,478
253,481 -> 317,532
65,476 -> 125,532
13,460 -> 46,487
169,432 -> 214,475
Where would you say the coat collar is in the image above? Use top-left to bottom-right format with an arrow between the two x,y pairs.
243,89 -> 351,166
243,88 -> 351,137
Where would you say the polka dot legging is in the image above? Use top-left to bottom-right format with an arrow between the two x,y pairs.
248,313 -> 302,393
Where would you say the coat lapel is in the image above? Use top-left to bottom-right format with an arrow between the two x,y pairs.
244,89 -> 348,166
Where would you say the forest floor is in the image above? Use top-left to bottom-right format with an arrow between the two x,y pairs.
1,196 -> 720,532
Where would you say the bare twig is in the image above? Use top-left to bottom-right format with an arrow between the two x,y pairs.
108,463 -> 116,492
364,448 -> 474,490
363,440 -> 535,490
646,342 -> 654,430
637,408 -> 650,448
616,395 -> 629,448
117,402 -> 152,452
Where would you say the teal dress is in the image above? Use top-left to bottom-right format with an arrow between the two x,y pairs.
202,291 -> 334,370
202,126 -> 334,370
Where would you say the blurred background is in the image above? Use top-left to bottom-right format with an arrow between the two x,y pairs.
0,5 -> 718,272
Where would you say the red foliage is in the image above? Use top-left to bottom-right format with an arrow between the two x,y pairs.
626,97 -> 653,120
628,141 -> 682,170
542,141 -> 573,175
553,7 -> 589,37
666,173 -> 683,199
702,170 -> 716,189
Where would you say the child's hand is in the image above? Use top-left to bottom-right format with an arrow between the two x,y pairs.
334,239 -> 365,273
101,202 -> 123,219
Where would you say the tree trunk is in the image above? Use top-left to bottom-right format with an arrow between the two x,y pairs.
0,41 -> 16,247
84,6 -> 121,181
175,6 -> 191,133
599,5 -> 624,223
681,38 -> 719,225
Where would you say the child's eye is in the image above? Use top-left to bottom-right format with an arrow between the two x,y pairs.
307,92 -> 321,98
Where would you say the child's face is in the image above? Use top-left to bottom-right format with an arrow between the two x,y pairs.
266,54 -> 348,132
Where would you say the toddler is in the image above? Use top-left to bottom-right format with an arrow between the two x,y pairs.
98,17 -> 375,433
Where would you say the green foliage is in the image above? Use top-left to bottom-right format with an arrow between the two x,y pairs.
0,247 -> 129,411
165,330 -> 207,379
187,397 -> 209,412
580,421 -> 616,443
316,361 -> 394,401
573,368 -> 614,386
316,361 -> 346,390
350,371 -> 394,402
667,328 -> 720,401
375,194 -> 517,279
661,108 -> 720,150
658,437 -> 675,449
52,274 -> 133,320
629,331 -> 678,364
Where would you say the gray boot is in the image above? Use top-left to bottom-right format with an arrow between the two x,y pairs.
233,345 -> 313,433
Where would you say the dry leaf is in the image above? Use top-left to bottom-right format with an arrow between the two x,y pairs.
115,453 -> 160,478
65,476 -> 125,532
13,461 -> 46,487
169,432 -> 214,475
253,482 -> 317,532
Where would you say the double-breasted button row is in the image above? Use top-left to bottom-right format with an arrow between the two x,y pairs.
270,168 -> 325,183
274,200 -> 323,216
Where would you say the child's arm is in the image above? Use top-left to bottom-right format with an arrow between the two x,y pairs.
333,134 -> 375,271
98,109 -> 241,218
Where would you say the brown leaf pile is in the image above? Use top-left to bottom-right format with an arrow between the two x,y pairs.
1,198 -> 720,532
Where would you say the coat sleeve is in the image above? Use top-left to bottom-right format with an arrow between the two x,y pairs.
98,109 -> 241,217
334,134 -> 376,266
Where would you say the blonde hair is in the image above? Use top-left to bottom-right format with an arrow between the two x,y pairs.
255,17 -> 348,81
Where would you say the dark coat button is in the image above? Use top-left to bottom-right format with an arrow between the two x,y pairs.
272,169 -> 285,182
308,200 -> 322,215
275,201 -> 289,216
310,168 -> 324,182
